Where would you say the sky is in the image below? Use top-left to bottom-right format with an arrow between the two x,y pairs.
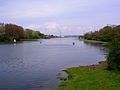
0,0 -> 120,35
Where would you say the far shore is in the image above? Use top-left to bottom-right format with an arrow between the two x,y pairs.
20,39 -> 39,41
80,38 -> 108,44
0,39 -> 40,44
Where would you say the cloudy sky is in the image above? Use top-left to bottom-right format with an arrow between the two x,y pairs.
0,0 -> 120,35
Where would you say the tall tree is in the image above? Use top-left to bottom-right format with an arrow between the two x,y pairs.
5,24 -> 24,40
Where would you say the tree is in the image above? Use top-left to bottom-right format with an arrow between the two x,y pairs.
113,25 -> 120,38
99,26 -> 113,42
107,36 -> 120,70
83,25 -> 116,42
5,24 -> 24,41
0,23 -> 45,42
0,23 -> 5,35
24,29 -> 33,39
24,29 -> 44,39
0,23 -> 9,42
84,32 -> 93,40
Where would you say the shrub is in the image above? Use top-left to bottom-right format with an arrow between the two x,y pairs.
107,36 -> 120,70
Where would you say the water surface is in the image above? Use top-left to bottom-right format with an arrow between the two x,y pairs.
0,37 -> 105,90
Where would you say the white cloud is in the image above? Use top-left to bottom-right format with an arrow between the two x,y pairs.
26,22 -> 100,35
44,22 -> 59,30
26,22 -> 60,35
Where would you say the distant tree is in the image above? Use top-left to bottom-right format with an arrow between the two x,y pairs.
84,32 -> 93,40
24,29 -> 33,39
113,25 -> 120,38
92,31 -> 100,40
83,25 -> 116,42
0,23 -> 5,35
0,23 -> 9,42
5,24 -> 24,41
99,26 -> 113,42
35,31 -> 44,38
0,23 -> 45,42
24,29 -> 44,39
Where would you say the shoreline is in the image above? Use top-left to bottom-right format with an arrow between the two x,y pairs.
0,38 -> 58,44
80,38 -> 107,44
58,61 -> 107,81
57,61 -> 120,90
0,39 -> 41,44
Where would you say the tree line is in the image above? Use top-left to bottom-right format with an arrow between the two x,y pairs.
83,25 -> 120,71
0,23 -> 44,42
83,25 -> 120,42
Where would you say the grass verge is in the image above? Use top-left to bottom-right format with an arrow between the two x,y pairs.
80,38 -> 107,44
58,61 -> 120,90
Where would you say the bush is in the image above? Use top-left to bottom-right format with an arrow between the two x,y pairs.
107,36 -> 120,70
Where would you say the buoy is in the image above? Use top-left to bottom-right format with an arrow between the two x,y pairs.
14,39 -> 16,43
73,42 -> 75,45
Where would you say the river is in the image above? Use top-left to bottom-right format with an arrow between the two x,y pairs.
0,37 -> 105,90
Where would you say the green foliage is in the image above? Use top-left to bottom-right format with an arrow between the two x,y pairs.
24,29 -> 44,39
99,26 -> 113,41
83,25 -> 120,71
107,36 -> 120,70
83,25 -> 119,42
0,23 -> 45,42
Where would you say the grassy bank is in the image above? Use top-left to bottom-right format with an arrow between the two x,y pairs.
80,38 -> 107,44
58,61 -> 120,90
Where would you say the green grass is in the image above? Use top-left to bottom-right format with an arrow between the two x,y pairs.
80,38 -> 107,44
58,62 -> 120,90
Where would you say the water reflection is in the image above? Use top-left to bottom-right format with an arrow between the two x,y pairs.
83,41 -> 108,55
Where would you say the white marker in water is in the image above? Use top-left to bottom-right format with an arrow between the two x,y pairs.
14,39 -> 16,43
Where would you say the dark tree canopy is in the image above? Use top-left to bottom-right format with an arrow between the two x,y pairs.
0,23 -> 44,42
5,24 -> 24,39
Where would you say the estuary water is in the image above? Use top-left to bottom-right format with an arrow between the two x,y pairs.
0,37 -> 105,90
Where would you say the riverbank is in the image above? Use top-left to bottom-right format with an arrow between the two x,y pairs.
20,39 -> 39,41
80,38 -> 107,45
58,61 -> 120,90
0,39 -> 38,44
